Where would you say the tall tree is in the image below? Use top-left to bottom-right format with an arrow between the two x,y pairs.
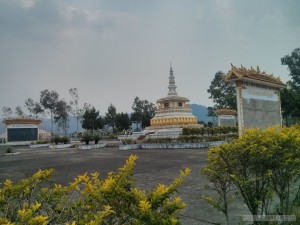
25,98 -> 35,116
69,88 -> 82,133
25,98 -> 44,117
105,104 -> 117,132
281,48 -> 300,124
207,71 -> 236,110
32,102 -> 44,117
40,90 -> 59,134
2,107 -> 12,118
81,107 -> 103,131
130,97 -> 156,129
15,106 -> 24,117
54,100 -> 71,135
115,112 -> 131,132
281,48 -> 300,87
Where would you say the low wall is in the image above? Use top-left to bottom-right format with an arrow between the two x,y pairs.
119,144 -> 140,151
119,141 -> 226,150
78,143 -> 107,150
49,144 -> 73,149
30,144 -> 49,149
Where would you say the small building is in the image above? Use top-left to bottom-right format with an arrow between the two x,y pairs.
3,118 -> 42,143
216,109 -> 237,127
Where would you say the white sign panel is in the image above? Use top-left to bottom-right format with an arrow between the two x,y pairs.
7,124 -> 38,128
242,86 -> 279,102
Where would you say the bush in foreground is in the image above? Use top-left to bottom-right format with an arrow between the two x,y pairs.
202,125 -> 300,224
0,155 -> 190,225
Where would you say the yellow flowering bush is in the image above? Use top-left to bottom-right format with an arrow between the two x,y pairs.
202,125 -> 300,224
0,155 -> 190,225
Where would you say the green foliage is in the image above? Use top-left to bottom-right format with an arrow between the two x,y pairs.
50,135 -> 69,144
36,140 -> 49,144
115,112 -> 131,132
203,126 -> 300,223
130,97 -> 156,129
81,106 -> 103,131
105,104 -> 117,133
93,131 -> 102,144
108,133 -> 118,140
4,146 -> 13,153
207,71 -> 236,110
60,136 -> 70,144
143,138 -> 173,144
121,139 -> 137,145
281,48 -> 300,86
182,126 -> 238,136
40,89 -> 59,134
54,100 -> 71,135
0,155 -> 190,225
81,131 -> 93,145
281,48 -> 300,122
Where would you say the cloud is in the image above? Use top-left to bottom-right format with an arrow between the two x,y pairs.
20,0 -> 37,9
213,0 -> 233,22
0,0 -> 140,41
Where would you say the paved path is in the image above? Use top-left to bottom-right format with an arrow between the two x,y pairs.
0,147 -> 247,224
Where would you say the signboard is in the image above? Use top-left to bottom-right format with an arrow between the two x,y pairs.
218,115 -> 236,127
236,84 -> 282,136
7,128 -> 38,142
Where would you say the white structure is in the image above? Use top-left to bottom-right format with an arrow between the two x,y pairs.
147,65 -> 201,130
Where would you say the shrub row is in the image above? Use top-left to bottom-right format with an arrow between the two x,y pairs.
182,126 -> 238,136
122,139 -> 138,145
178,134 -> 238,143
122,134 -> 238,145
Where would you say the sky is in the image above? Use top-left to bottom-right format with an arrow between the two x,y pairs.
0,0 -> 300,116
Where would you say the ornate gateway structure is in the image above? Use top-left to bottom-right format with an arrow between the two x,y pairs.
225,65 -> 286,136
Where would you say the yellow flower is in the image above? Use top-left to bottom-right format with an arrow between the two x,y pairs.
28,215 -> 48,225
102,176 -> 115,191
4,179 -> 12,188
139,200 -> 151,213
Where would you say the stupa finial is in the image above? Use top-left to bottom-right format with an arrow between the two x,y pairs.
168,64 -> 177,96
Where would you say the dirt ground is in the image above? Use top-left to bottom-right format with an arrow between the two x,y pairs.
0,146 -> 249,225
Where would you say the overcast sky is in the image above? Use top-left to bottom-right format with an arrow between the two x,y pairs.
0,0 -> 299,116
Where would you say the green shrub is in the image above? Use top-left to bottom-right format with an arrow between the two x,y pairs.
203,126 -> 300,223
182,126 -> 238,136
81,131 -> 93,145
5,146 -> 13,153
93,131 -> 102,144
60,136 -> 70,144
51,135 -> 61,144
36,140 -> 49,144
0,155 -> 190,225
122,139 -> 136,145
108,133 -> 118,140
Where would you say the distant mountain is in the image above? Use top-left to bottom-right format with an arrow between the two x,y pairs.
190,104 -> 213,123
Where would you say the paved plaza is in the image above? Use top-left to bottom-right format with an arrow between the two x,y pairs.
0,146 -> 247,224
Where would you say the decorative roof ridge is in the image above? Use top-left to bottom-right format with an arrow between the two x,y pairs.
225,64 -> 285,86
216,109 -> 238,115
